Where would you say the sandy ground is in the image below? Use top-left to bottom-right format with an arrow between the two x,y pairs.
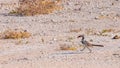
0,0 -> 120,68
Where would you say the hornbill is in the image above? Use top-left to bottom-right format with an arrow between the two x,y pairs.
77,35 -> 104,53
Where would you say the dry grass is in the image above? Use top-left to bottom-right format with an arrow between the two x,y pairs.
9,0 -> 63,16
101,29 -> 114,33
15,40 -> 30,45
59,44 -> 77,51
0,29 -> 31,39
70,28 -> 81,33
84,28 -> 117,36
85,28 -> 95,35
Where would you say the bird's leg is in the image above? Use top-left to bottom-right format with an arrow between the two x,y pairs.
80,46 -> 86,51
86,46 -> 92,53
80,46 -> 92,53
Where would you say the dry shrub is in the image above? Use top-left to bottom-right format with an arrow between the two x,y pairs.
59,44 -> 77,51
0,29 -> 31,39
101,29 -> 114,33
70,28 -> 81,33
10,0 -> 62,16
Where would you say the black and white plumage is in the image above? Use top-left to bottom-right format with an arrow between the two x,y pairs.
77,35 -> 104,53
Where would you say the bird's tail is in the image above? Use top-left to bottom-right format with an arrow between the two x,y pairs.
92,44 -> 104,47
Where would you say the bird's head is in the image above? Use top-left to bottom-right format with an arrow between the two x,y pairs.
77,35 -> 84,38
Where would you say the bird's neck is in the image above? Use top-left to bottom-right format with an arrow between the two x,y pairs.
81,36 -> 85,41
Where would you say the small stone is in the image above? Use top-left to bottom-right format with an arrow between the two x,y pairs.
90,39 -> 93,42
112,35 -> 120,39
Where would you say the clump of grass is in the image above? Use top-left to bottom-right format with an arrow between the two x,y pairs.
0,29 -> 31,39
9,0 -> 62,16
9,10 -> 18,14
85,28 -> 95,35
96,29 -> 115,36
59,44 -> 77,51
101,29 -> 114,33
15,40 -> 30,45
70,28 -> 81,33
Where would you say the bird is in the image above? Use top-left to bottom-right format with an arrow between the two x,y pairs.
77,35 -> 104,53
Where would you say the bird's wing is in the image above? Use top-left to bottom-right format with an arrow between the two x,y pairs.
84,41 -> 93,46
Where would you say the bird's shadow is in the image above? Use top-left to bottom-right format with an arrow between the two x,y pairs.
58,51 -> 82,54
0,13 -> 23,17
50,51 -> 89,56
